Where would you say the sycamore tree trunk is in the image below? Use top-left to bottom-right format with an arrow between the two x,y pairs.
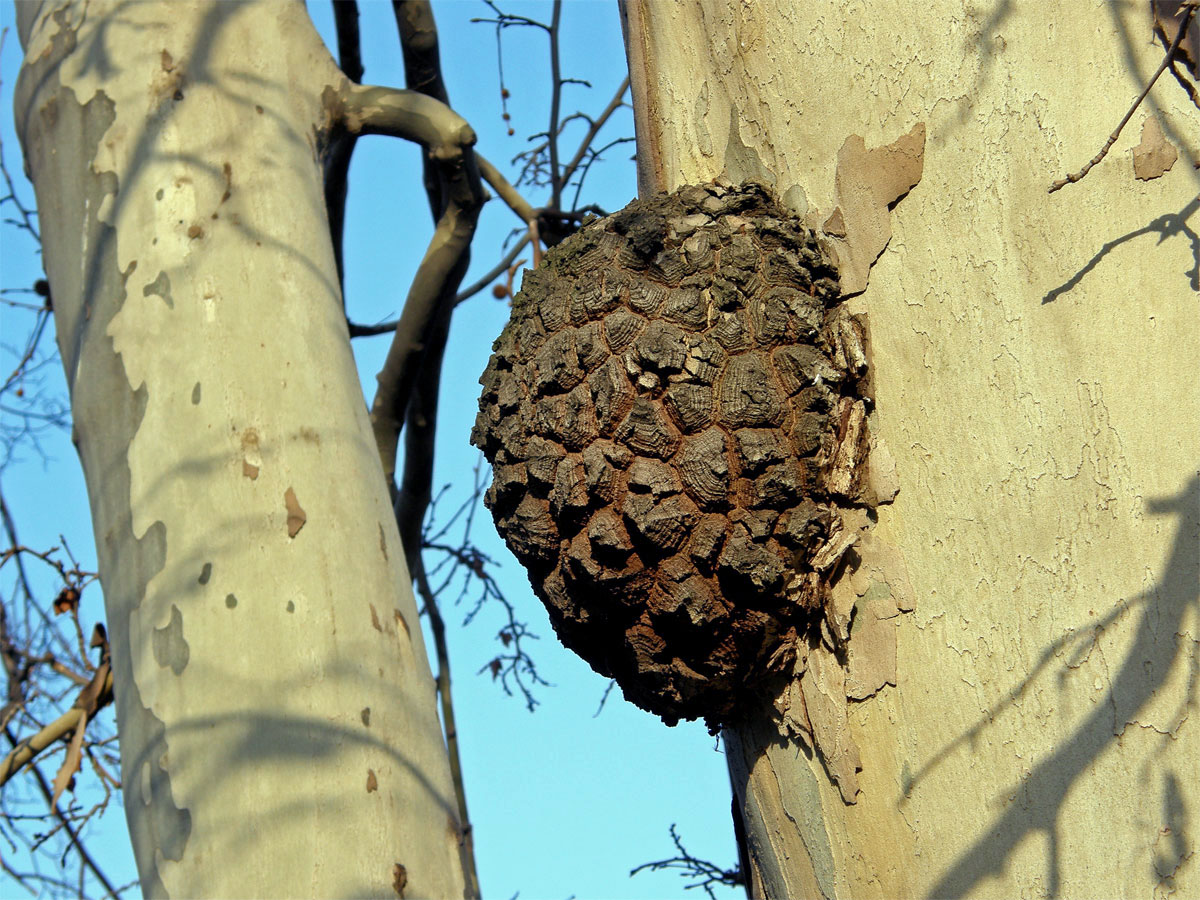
14,2 -> 471,896
624,2 -> 1198,897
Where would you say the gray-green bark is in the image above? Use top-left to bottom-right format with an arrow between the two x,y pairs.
14,2 -> 470,896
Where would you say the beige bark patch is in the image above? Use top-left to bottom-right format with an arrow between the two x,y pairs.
866,434 -> 900,504
845,582 -> 899,700
801,644 -> 862,803
825,123 -> 926,296
1132,116 -> 1178,181
284,488 -> 306,538
855,531 -> 916,612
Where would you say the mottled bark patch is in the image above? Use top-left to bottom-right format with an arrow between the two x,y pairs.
151,604 -> 189,675
473,182 -> 875,727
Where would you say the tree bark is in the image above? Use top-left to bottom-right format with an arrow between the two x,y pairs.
623,1 -> 1199,897
13,2 -> 470,896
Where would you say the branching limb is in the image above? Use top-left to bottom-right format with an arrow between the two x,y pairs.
330,79 -> 484,484
345,232 -> 531,336
1049,1 -> 1197,193
325,0 -> 365,295
3,728 -> 121,898
369,200 -> 478,484
337,83 -> 477,154
390,4 -> 482,894
0,628 -> 111,792
477,154 -> 537,224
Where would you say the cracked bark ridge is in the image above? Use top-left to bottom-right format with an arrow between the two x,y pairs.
472,182 -> 871,727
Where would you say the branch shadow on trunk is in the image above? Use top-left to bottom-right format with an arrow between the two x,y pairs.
914,470 -> 1199,898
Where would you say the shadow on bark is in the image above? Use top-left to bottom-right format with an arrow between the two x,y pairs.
913,470 -> 1199,898
1042,195 -> 1200,302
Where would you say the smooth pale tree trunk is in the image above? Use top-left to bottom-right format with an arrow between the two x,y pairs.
624,2 -> 1198,897
14,2 -> 469,897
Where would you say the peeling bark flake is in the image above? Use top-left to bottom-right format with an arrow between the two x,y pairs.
366,769 -> 378,793
284,487 -> 306,537
825,123 -> 925,295
393,863 -> 408,898
845,583 -> 899,699
369,603 -> 382,632
801,644 -> 862,803
1132,116 -> 1178,181
394,610 -> 410,640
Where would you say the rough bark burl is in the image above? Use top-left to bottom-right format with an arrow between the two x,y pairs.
472,182 -> 870,726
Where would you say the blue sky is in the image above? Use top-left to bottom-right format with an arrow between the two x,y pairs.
0,2 -> 740,898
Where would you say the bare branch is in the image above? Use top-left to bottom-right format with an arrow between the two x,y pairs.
455,233 -> 531,305
345,232 -> 532,337
324,0 -> 365,295
631,824 -> 744,900
547,0 -> 564,207
330,80 -> 485,484
3,728 -> 122,898
559,75 -> 631,189
391,5 -> 482,893
478,154 -> 537,223
1049,1 -> 1197,193
1,630 -> 111,792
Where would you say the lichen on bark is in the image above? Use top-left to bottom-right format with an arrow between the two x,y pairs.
473,182 -> 873,727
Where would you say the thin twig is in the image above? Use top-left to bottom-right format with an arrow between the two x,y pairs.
559,76 -> 630,189
630,824 -> 744,900
4,727 -> 121,898
1049,2 -> 1197,193
347,233 -> 531,336
547,0 -> 563,208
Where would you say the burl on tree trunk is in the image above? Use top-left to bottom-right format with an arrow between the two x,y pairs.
473,182 -> 875,730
